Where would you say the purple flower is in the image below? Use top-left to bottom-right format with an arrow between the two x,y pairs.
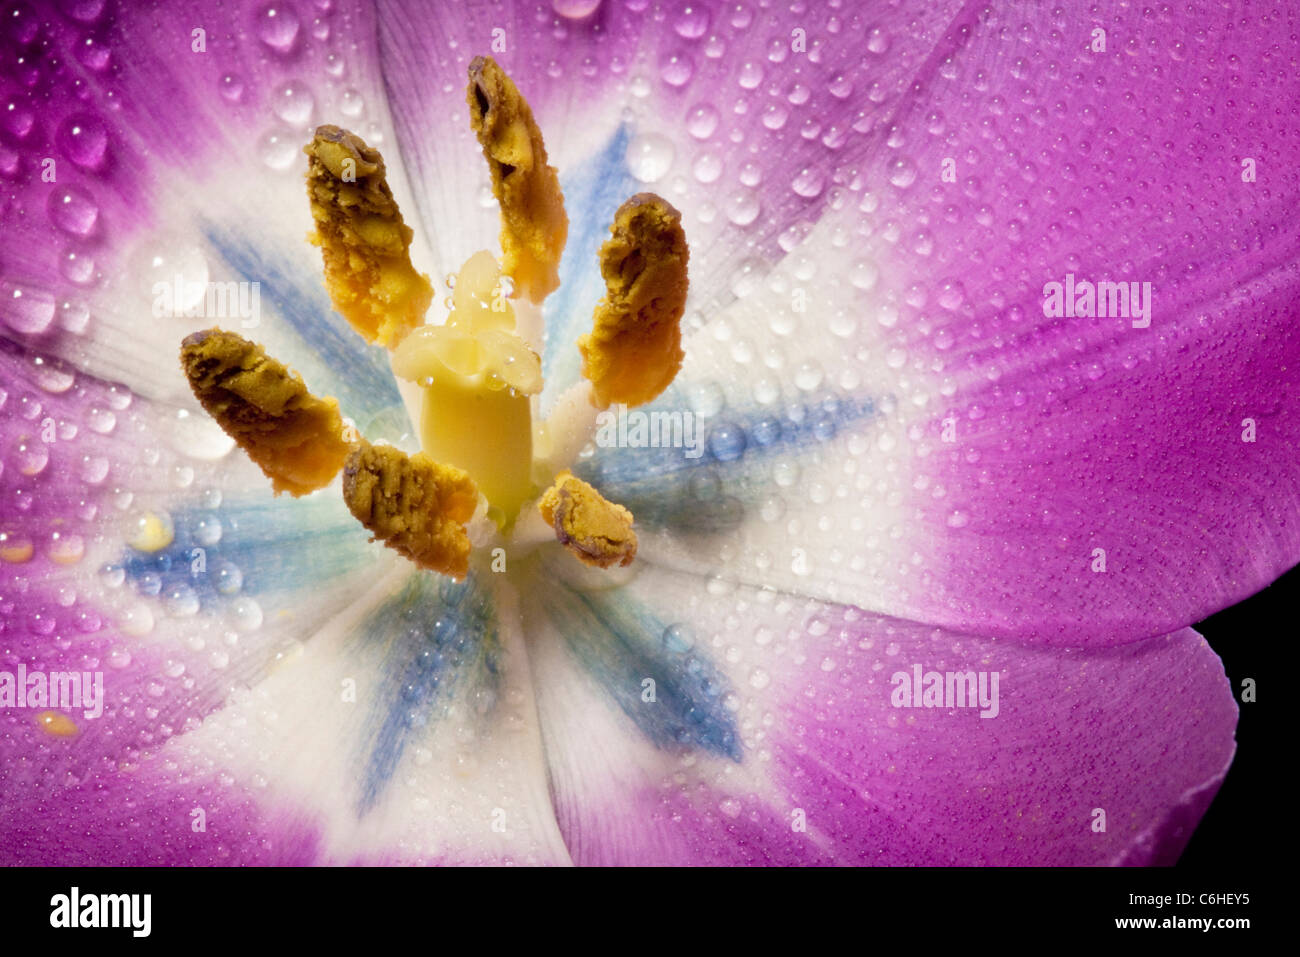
0,0 -> 1291,866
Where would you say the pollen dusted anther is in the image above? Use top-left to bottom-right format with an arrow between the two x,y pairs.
342,440 -> 478,581
304,124 -> 434,348
179,328 -> 352,497
539,470 -> 638,569
579,193 -> 689,409
467,55 -> 569,304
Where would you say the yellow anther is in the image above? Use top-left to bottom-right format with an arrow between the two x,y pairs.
341,440 -> 478,580
37,711 -> 78,737
467,56 -> 568,304
539,470 -> 637,569
180,329 -> 353,497
578,193 -> 689,408
305,124 -> 434,347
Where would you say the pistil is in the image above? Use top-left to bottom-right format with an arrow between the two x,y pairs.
391,251 -> 542,526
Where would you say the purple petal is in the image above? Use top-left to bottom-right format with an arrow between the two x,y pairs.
523,563 -> 1236,865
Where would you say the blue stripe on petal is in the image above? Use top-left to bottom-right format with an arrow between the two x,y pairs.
115,493 -> 374,612
574,388 -> 883,533
542,125 -> 638,407
201,223 -> 410,443
356,571 -> 499,813
535,578 -> 740,761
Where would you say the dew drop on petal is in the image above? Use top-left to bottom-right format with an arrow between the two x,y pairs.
659,50 -> 695,87
272,81 -> 315,125
255,3 -> 301,54
662,623 -> 694,652
219,73 -> 245,103
1,286 -> 56,335
685,103 -> 719,140
259,127 -> 301,170
692,151 -> 721,183
792,166 -> 825,198
58,114 -> 108,169
47,185 -> 99,237
708,421 -> 747,462
552,0 -> 602,17
672,2 -> 709,38
626,132 -> 675,183
888,156 -> 917,188
724,189 -> 760,226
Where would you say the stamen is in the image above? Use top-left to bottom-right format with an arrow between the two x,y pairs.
467,56 -> 569,304
539,470 -> 637,569
305,124 -> 433,347
578,193 -> 689,408
180,329 -> 352,496
341,440 -> 478,580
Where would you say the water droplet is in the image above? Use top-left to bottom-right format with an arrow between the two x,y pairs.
12,437 -> 48,476
48,533 -> 85,565
888,157 -> 917,188
127,238 -> 209,314
673,2 -> 709,38
794,361 -> 824,391
170,409 -> 235,460
738,61 -> 763,89
259,126 -> 300,170
80,454 -> 108,484
685,103 -> 719,140
232,597 -> 263,631
219,73 -> 245,103
47,185 -> 99,236
86,407 -> 116,434
692,151 -> 721,183
792,166 -> 825,198
626,132 -> 675,183
165,583 -> 200,617
851,259 -> 879,291
552,0 -> 602,17
662,624 -> 694,653
60,247 -> 95,284
58,114 -> 108,169
1,286 -> 56,335
214,562 -> 243,595
762,102 -> 788,130
724,189 -> 760,226
749,668 -> 770,690
675,384 -> 720,423
659,50 -> 695,87
339,87 -> 364,118
126,511 -> 174,552
255,3 -> 301,54
272,80 -> 315,125
192,515 -> 223,547
708,421 -> 747,462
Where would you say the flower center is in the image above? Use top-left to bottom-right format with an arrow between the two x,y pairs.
178,55 -> 691,580
391,251 -> 542,526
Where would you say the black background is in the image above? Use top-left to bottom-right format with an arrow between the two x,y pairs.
1177,562 -> 1285,866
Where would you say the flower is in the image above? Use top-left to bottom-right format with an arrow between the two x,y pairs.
0,0 -> 1293,866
